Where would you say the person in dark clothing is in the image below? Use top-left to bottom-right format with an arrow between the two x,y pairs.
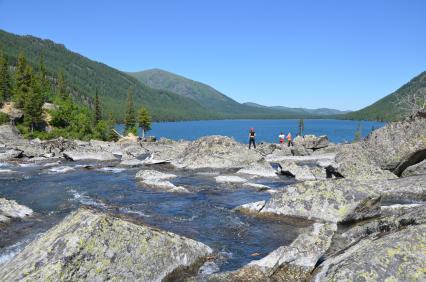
249,128 -> 256,149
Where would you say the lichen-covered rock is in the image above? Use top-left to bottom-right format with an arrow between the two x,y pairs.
173,136 -> 262,169
0,198 -> 33,224
0,208 -> 212,281
314,224 -> 426,281
362,116 -> 426,172
291,144 -> 312,156
205,223 -> 336,282
63,150 -> 117,161
368,174 -> 426,202
334,143 -> 397,180
277,161 -> 317,181
253,179 -> 382,223
401,159 -> 426,177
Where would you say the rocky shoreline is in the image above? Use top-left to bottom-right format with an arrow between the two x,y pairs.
0,112 -> 425,281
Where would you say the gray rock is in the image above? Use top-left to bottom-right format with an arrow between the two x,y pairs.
314,224 -> 426,282
0,208 -> 212,281
135,169 -> 177,181
277,161 -> 318,181
0,198 -> 33,224
291,144 -> 312,156
334,143 -> 397,180
206,223 -> 336,282
215,175 -> 248,184
401,159 -> 426,177
135,170 -> 188,193
242,179 -> 382,223
362,116 -> 426,173
0,149 -> 23,161
63,150 -> 117,161
237,160 -> 278,178
173,136 -> 262,169
293,135 -> 329,150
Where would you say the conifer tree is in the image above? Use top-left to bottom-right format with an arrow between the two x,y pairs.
124,88 -> 136,134
137,106 -> 152,138
298,119 -> 305,136
23,68 -> 44,132
14,52 -> 31,108
0,52 -> 12,104
57,69 -> 67,99
38,54 -> 49,101
94,88 -> 102,124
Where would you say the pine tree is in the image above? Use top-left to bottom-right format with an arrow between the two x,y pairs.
137,106 -> 152,138
298,119 -> 304,136
124,88 -> 136,134
23,68 -> 44,132
14,52 -> 31,108
38,54 -> 50,102
107,112 -> 119,141
0,52 -> 12,104
94,88 -> 102,124
57,69 -> 67,98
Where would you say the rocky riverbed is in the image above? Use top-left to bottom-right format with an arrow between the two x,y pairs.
0,111 -> 425,281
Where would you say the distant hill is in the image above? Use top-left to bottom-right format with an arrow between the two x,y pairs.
129,69 -> 348,118
243,102 -> 351,116
0,29 -> 215,121
344,71 -> 426,121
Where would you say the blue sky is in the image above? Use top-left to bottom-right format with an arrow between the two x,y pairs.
1,1 -> 425,110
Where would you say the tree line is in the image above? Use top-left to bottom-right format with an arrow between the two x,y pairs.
0,50 -> 151,141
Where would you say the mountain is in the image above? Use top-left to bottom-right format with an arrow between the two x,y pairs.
344,71 -> 426,121
129,69 -> 348,118
0,29 -> 215,121
243,102 -> 351,116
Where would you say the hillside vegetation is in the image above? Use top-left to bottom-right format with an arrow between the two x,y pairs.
345,71 -> 426,121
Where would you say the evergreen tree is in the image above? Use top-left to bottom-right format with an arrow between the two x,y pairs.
94,88 -> 102,124
137,106 -> 152,138
298,119 -> 304,136
57,69 -> 67,98
38,54 -> 50,102
0,52 -> 12,104
354,123 -> 362,142
107,112 -> 119,141
124,88 -> 136,134
23,68 -> 44,132
14,52 -> 31,108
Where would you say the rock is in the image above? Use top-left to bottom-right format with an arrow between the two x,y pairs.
243,183 -> 271,191
63,150 -> 117,161
314,224 -> 426,281
0,102 -> 23,123
277,161 -> 317,181
0,208 -> 212,281
206,223 -> 336,281
254,179 -> 382,223
119,158 -> 145,167
0,198 -> 33,224
173,136 -> 262,169
0,124 -> 24,145
135,170 -> 188,193
362,116 -> 426,173
0,149 -> 23,161
41,102 -> 58,111
237,160 -> 278,178
334,143 -> 398,180
291,145 -> 312,156
89,139 -> 123,155
367,174 -> 426,202
135,169 -> 177,181
293,135 -> 329,150
215,175 -> 248,184
401,159 -> 426,177
235,201 -> 266,213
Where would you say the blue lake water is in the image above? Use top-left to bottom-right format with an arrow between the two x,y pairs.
117,119 -> 386,143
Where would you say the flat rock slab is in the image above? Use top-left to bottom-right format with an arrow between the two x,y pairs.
237,161 -> 278,178
241,179 -> 383,223
215,175 -> 248,184
401,159 -> 426,177
63,150 -> 117,161
0,208 -> 212,281
314,224 -> 426,281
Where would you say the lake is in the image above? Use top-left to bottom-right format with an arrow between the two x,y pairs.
117,119 -> 386,144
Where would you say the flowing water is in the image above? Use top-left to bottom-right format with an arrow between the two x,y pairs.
0,159 -> 308,272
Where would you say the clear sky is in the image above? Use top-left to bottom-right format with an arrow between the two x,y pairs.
1,1 -> 425,110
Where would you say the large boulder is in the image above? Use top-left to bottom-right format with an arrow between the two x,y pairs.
173,136 -> 262,169
206,223 -> 336,281
362,115 -> 426,174
239,179 -> 382,223
293,135 -> 329,150
135,169 -> 188,193
334,143 -> 397,180
0,149 -> 23,161
0,198 -> 33,224
313,224 -> 426,281
237,160 -> 278,178
0,208 -> 212,281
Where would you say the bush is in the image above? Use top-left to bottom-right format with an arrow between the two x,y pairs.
0,112 -> 9,124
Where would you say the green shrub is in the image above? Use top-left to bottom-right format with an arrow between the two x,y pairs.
0,112 -> 9,124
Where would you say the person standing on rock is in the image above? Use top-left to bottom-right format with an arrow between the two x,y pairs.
287,132 -> 293,147
279,132 -> 285,144
249,128 -> 256,149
